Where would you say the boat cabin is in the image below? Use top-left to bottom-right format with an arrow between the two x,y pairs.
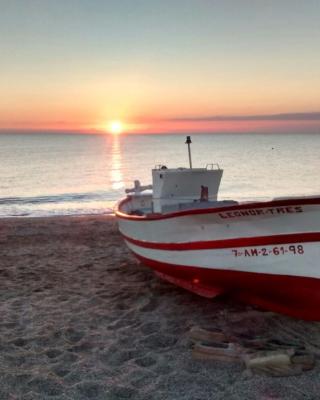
152,165 -> 223,212
123,164 -> 226,215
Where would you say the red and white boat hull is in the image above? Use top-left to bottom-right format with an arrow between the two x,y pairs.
116,197 -> 320,320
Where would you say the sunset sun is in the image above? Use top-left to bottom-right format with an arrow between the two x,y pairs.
108,120 -> 123,135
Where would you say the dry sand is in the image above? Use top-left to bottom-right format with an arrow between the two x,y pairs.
1,215 -> 320,399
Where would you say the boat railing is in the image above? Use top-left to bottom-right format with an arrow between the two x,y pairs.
154,164 -> 221,170
206,163 -> 220,170
154,164 -> 169,170
125,180 -> 153,194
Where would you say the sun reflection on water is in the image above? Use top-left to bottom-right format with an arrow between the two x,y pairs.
110,134 -> 124,190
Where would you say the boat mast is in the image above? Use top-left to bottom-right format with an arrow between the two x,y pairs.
185,136 -> 193,169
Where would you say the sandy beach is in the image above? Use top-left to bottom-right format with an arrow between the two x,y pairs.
1,215 -> 320,399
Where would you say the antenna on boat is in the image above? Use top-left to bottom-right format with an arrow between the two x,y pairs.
185,136 -> 193,169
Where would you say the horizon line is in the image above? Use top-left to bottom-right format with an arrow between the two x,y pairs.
1,129 -> 320,136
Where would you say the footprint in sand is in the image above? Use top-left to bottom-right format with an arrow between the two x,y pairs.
101,349 -> 143,367
27,376 -> 63,397
74,381 -> 106,398
140,321 -> 161,335
142,333 -> 178,349
139,297 -> 159,312
135,355 -> 157,368
59,352 -> 79,363
46,348 -> 63,359
13,337 -> 28,347
70,340 -> 95,353
107,386 -> 138,400
128,368 -> 158,389
51,364 -> 70,378
64,327 -> 85,343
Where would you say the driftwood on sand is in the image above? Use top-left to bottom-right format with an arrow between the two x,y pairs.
190,322 -> 316,377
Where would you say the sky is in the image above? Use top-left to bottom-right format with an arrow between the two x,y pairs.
0,0 -> 320,134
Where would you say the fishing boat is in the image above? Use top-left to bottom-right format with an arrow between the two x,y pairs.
115,137 -> 320,320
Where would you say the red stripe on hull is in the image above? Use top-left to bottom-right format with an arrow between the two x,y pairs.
123,232 -> 320,251
116,196 -> 320,221
133,252 -> 320,321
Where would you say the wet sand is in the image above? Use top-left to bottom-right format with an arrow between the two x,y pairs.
1,215 -> 320,399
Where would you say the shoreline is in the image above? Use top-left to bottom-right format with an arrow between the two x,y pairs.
1,215 -> 320,399
0,210 -> 115,220
0,213 -> 115,220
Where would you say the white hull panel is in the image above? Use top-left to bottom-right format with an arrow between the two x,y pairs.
126,241 -> 320,279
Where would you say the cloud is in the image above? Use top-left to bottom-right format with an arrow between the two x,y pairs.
169,112 -> 320,122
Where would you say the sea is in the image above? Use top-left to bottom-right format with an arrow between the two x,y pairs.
0,132 -> 319,218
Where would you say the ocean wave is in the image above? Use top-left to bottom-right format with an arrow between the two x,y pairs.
0,191 -> 117,217
0,191 -> 116,206
2,209 -> 114,218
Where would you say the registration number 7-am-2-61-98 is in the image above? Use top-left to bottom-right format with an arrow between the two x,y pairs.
231,245 -> 305,258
